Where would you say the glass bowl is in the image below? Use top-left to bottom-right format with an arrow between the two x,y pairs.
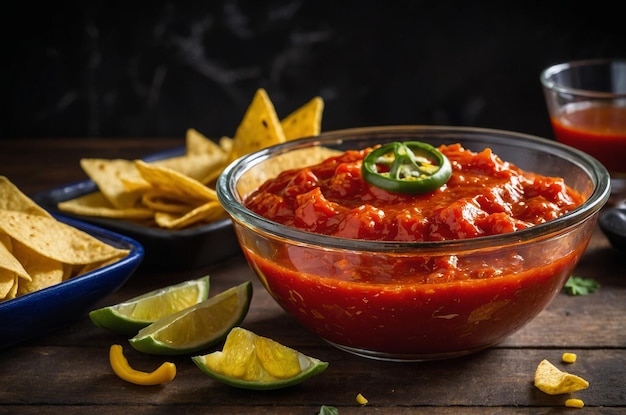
217,126 -> 610,361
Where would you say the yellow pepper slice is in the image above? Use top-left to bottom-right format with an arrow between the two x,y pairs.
109,344 -> 176,385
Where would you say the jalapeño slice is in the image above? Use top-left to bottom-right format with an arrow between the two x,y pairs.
362,141 -> 452,194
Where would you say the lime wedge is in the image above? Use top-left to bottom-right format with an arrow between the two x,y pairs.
129,281 -> 252,355
89,276 -> 210,335
191,327 -> 328,390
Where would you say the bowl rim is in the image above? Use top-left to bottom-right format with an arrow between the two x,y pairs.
539,58 -> 626,98
218,125 -> 611,253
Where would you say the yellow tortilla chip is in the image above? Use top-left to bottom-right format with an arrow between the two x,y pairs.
0,273 -> 14,299
135,160 -> 219,203
0,233 -> 31,282
119,176 -> 152,193
0,271 -> 18,300
154,201 -> 227,229
534,359 -> 589,395
185,128 -> 227,157
280,96 -> 324,140
229,88 -> 286,160
80,158 -> 145,209
0,233 -> 22,300
156,153 -> 227,184
141,190 -> 198,214
219,136 -> 233,154
0,210 -> 129,265
13,241 -> 64,295
0,176 -> 52,218
58,191 -> 154,219
181,129 -> 231,184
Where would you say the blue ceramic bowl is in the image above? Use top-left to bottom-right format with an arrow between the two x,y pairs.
0,215 -> 144,349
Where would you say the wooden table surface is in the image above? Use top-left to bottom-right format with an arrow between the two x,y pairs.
1,138 -> 624,414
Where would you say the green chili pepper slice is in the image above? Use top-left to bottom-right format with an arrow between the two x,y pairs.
362,141 -> 452,194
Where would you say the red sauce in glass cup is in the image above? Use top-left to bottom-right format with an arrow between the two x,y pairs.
551,104 -> 626,175
241,143 -> 587,356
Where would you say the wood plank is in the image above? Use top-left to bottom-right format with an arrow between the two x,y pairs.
1,345 -> 623,408
4,407 -> 625,415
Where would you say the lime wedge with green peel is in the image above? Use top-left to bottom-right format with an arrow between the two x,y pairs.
192,327 -> 329,390
89,276 -> 210,335
129,281 -> 253,355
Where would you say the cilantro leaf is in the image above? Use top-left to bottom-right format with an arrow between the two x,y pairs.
319,405 -> 339,415
563,276 -> 600,296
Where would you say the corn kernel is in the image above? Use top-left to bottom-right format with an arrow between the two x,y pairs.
565,398 -> 584,408
562,352 -> 577,363
356,393 -> 368,405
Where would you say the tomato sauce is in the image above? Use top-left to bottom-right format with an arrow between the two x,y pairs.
240,143 -> 588,356
551,104 -> 626,174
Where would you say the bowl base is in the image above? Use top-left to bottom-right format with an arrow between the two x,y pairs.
326,340 -> 494,362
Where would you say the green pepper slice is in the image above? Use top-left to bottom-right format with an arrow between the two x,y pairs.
362,141 -> 452,194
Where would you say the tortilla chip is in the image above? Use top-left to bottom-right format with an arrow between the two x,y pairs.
0,233 -> 22,300
0,271 -> 18,300
13,241 -> 64,295
0,210 -> 129,265
80,158 -> 145,209
154,201 -> 227,229
534,359 -> 590,395
229,88 -> 286,160
0,176 -> 52,218
58,191 -> 154,219
281,96 -> 324,140
141,190 -> 199,214
0,233 -> 31,282
179,129 -> 231,184
185,128 -> 227,157
156,153 -> 226,184
119,177 -> 152,193
135,160 -> 219,203
219,136 -> 233,154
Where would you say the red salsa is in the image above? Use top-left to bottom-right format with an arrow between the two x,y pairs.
239,143 -> 588,356
244,144 -> 584,242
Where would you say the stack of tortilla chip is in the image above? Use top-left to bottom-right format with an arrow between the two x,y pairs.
57,89 -> 324,230
0,177 -> 130,302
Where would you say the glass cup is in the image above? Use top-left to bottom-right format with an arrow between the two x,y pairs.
540,59 -> 626,201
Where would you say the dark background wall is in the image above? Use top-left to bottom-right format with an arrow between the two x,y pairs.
2,1 -> 624,141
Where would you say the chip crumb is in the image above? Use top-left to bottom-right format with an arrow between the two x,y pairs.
534,359 -> 589,395
565,398 -> 585,408
356,393 -> 368,405
562,352 -> 577,363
